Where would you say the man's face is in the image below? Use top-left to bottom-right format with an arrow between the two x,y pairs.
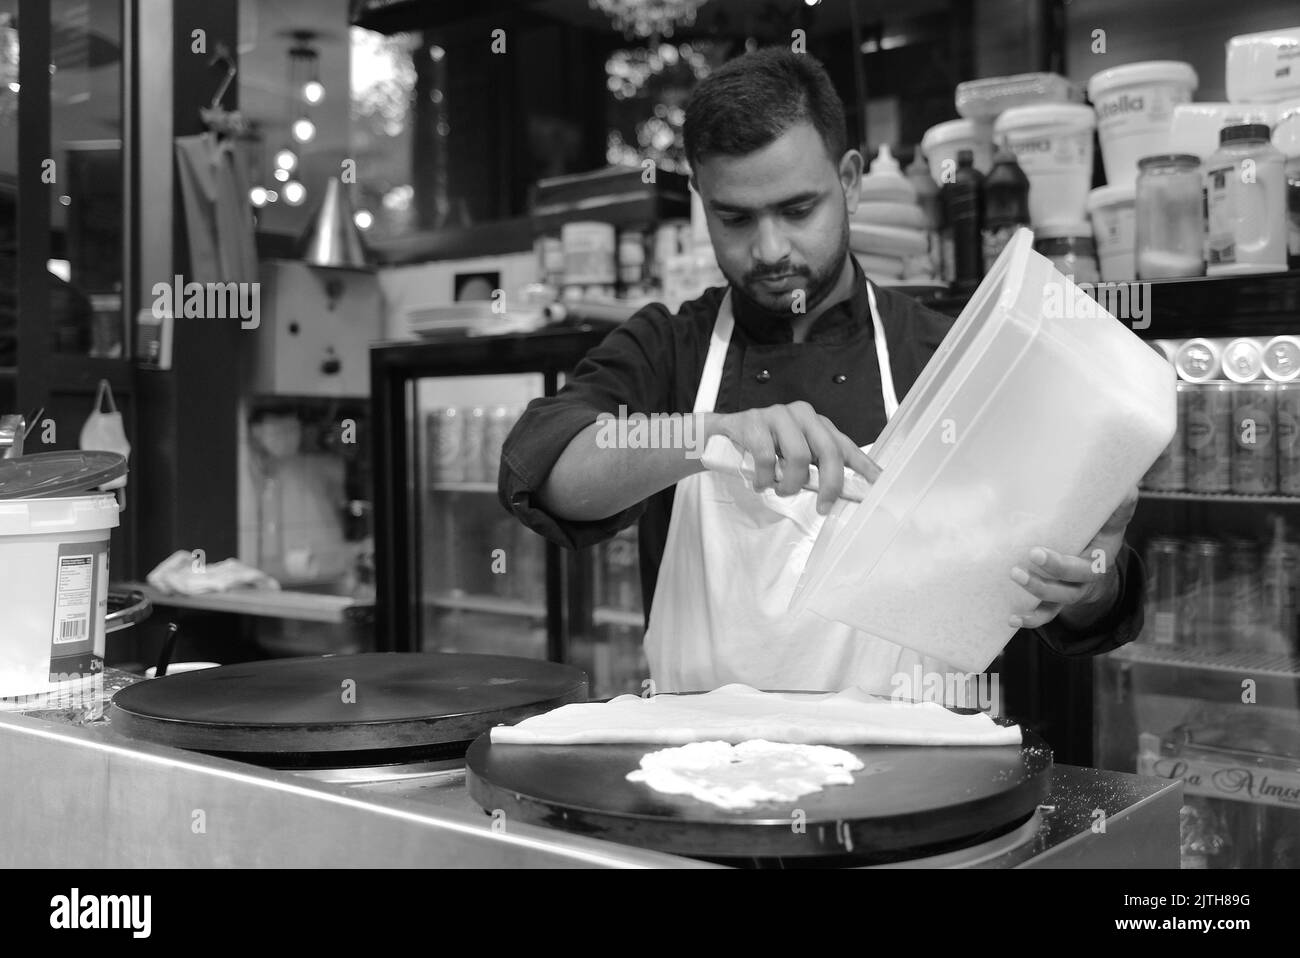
693,121 -> 861,315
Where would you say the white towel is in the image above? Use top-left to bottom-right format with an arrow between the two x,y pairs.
491,683 -> 1022,747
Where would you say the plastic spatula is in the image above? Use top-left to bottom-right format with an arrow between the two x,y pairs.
700,434 -> 876,502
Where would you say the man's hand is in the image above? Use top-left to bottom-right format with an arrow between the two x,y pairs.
702,402 -> 880,515
1008,487 -> 1139,631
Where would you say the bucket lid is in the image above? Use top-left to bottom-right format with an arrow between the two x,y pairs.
993,102 -> 1096,133
921,118 -> 978,151
1087,60 -> 1198,100
0,451 -> 127,500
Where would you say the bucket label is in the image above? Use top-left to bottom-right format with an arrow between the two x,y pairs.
48,540 -> 107,681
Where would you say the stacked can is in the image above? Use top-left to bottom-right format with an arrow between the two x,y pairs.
1143,381 -> 1188,491
1143,537 -> 1181,646
427,406 -> 464,483
1226,536 -> 1263,640
1179,538 -> 1224,650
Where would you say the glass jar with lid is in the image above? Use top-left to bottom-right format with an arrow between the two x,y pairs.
1136,153 -> 1204,280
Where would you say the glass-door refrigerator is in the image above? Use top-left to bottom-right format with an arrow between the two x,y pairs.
1095,272 -> 1300,869
371,324 -> 650,698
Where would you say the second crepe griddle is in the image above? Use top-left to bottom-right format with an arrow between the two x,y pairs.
110,653 -> 587,767
466,721 -> 1052,862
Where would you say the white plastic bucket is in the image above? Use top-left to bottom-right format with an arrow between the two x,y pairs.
993,104 -> 1096,226
920,118 -> 993,187
0,494 -> 119,698
792,230 -> 1175,672
1087,184 -> 1137,282
1087,61 -> 1198,190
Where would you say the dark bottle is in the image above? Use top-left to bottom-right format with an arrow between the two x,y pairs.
940,149 -> 985,286
981,147 -> 1030,267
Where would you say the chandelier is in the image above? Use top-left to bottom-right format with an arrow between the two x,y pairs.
590,0 -> 709,39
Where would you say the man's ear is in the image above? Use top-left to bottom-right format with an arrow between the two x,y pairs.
839,150 -> 864,215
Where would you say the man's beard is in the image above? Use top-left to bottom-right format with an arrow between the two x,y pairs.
724,226 -> 850,320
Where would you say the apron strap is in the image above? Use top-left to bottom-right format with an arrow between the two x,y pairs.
693,273 -> 898,419
692,294 -> 735,414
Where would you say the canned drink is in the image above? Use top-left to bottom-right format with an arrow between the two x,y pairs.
1175,338 -> 1223,383
1262,335 -> 1300,383
1186,383 -> 1233,493
1262,520 -> 1300,650
1276,383 -> 1300,495
1149,339 -> 1179,364
427,406 -> 464,483
462,406 -> 488,483
1144,381 -> 1188,491
1180,538 -> 1224,650
1230,382 -> 1278,494
482,405 -> 515,484
1222,337 -> 1265,382
1226,537 -> 1262,646
1143,537 -> 1182,646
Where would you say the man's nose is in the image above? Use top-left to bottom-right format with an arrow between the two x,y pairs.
751,216 -> 791,266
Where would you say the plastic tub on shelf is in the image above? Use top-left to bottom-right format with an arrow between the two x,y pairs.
920,118 -> 993,187
993,103 -> 1096,226
790,229 -> 1176,673
1087,184 -> 1137,282
955,72 -> 1075,120
1086,61 -> 1198,190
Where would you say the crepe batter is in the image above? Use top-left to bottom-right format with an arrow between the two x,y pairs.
627,739 -> 867,811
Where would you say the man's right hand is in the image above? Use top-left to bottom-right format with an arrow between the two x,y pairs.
701,402 -> 880,515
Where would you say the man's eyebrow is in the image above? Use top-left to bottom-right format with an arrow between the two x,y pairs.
709,190 -> 824,214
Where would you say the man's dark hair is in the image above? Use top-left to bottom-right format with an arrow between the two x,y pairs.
683,47 -> 848,170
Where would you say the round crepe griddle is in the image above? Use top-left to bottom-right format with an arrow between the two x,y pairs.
466,723 -> 1052,861
110,653 -> 588,766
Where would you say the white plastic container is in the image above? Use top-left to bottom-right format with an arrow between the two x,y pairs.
561,221 -> 616,285
1087,184 -> 1137,282
0,494 -> 119,698
921,118 -> 993,187
1205,124 -> 1289,276
955,72 -> 1074,120
859,144 -> 916,204
1226,27 -> 1300,103
790,230 -> 1175,673
993,104 -> 1096,226
1087,61 -> 1198,189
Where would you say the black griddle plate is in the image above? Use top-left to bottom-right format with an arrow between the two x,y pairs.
466,723 -> 1052,861
109,653 -> 588,765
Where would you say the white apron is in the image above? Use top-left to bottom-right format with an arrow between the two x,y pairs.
644,279 -> 957,695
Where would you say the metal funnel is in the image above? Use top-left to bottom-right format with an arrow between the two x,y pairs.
297,176 -> 369,269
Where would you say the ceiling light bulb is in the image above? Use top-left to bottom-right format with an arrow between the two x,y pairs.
291,117 -> 316,143
302,80 -> 324,104
354,209 -> 374,230
274,148 -> 297,171
273,167 -> 290,182
249,186 -> 269,207
283,181 -> 306,206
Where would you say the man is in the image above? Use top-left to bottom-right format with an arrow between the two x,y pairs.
500,47 -> 1142,695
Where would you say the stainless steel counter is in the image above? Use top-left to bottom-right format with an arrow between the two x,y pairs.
0,670 -> 1182,868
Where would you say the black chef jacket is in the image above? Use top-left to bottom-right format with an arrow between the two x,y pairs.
500,257 -> 1144,658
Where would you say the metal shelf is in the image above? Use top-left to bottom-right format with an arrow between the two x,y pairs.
1110,642 -> 1300,706
429,481 -> 497,493
593,607 -> 644,628
1140,489 -> 1300,505
424,591 -> 545,619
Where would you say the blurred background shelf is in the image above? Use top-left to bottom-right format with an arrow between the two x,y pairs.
1141,490 -> 1300,505
1112,642 -> 1300,704
424,591 -> 546,619
429,481 -> 497,493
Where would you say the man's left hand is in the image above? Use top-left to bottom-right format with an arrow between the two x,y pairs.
1008,486 -> 1139,631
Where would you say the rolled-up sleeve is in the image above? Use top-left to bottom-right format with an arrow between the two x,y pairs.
498,307 -> 677,550
1033,542 -> 1145,656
